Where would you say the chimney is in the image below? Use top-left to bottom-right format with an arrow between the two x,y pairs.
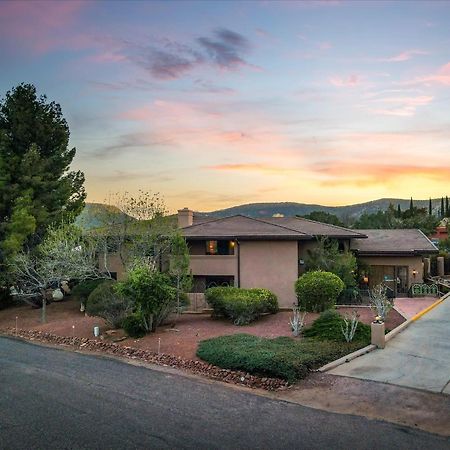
178,207 -> 193,228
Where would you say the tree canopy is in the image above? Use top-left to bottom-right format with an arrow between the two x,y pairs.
301,211 -> 344,227
0,83 -> 86,263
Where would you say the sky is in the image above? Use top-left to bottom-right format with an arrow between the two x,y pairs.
1,0 -> 450,213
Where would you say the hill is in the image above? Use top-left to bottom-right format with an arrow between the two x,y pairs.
197,198 -> 444,221
78,197 -> 445,228
75,203 -> 134,230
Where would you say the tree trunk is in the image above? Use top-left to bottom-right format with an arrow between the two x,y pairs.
40,289 -> 47,324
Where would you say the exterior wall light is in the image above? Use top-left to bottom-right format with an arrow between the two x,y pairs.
412,269 -> 418,277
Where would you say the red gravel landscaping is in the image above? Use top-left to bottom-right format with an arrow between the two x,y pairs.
0,297 -> 405,360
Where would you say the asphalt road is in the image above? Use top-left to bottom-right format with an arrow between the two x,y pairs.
0,338 -> 448,450
330,297 -> 450,393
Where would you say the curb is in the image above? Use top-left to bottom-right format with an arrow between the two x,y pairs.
319,292 -> 449,373
410,292 -> 449,322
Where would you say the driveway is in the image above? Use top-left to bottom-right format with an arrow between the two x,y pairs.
330,297 -> 450,394
1,338 -> 449,449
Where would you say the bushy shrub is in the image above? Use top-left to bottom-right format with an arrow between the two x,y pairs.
116,264 -> 176,332
72,279 -> 106,304
205,287 -> 278,325
122,313 -> 146,338
295,270 -> 345,312
303,309 -> 371,344
197,333 -> 362,382
86,280 -> 132,328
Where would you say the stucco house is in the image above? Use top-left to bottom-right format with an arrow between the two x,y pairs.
178,208 -> 438,309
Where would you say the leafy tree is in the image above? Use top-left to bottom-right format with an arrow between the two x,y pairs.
0,84 -> 85,271
168,232 -> 192,318
304,238 -> 357,289
301,211 -> 344,227
94,191 -> 175,273
116,263 -> 176,332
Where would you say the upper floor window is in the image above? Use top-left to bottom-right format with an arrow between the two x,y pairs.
205,240 -> 235,255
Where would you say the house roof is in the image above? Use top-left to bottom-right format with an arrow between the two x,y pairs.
350,229 -> 439,256
182,214 -> 366,240
262,217 -> 367,239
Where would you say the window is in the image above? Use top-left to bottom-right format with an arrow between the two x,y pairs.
205,240 -> 235,255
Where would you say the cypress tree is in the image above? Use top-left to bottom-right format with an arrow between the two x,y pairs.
397,204 -> 401,217
446,196 -> 449,217
441,197 -> 445,219
409,197 -> 413,211
429,198 -> 432,216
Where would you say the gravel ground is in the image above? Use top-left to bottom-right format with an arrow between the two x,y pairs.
0,297 -> 405,360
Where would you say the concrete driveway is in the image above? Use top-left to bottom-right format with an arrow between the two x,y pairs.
330,297 -> 450,394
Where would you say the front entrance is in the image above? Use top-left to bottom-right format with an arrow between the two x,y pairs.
368,265 -> 409,296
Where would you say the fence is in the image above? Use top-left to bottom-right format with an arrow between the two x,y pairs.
410,283 -> 439,297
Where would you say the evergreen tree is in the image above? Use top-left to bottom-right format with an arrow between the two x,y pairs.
429,198 -> 432,216
409,197 -> 413,211
0,83 -> 86,263
441,197 -> 445,219
397,204 -> 401,217
446,196 -> 449,217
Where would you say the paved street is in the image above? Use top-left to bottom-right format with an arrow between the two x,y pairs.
330,297 -> 450,394
0,338 -> 449,449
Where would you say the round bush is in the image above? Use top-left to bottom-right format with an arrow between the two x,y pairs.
295,270 -> 345,312
72,279 -> 106,303
86,280 -> 132,328
122,314 -> 146,338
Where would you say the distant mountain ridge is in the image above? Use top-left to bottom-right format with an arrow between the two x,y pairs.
196,198 -> 445,220
78,197 -> 446,229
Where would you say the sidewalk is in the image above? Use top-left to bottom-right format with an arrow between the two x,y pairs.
329,296 -> 450,394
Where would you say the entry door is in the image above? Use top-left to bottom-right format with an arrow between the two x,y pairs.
396,266 -> 409,294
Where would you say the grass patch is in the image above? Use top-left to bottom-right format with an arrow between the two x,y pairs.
303,309 -> 371,345
196,333 -> 363,382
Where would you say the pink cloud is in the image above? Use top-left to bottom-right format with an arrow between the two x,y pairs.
378,49 -> 428,62
413,62 -> 450,86
371,95 -> 433,117
0,0 -> 89,53
329,74 -> 362,87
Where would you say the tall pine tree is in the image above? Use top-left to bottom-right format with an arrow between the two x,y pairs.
429,198 -> 432,216
0,84 -> 86,263
441,197 -> 445,219
409,197 -> 414,211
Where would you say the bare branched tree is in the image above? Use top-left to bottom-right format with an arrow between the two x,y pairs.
369,284 -> 393,321
9,222 -> 108,323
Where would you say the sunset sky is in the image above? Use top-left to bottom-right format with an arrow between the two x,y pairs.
1,0 -> 450,212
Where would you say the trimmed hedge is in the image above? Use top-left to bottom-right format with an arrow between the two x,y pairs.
303,309 -> 371,344
295,270 -> 345,312
197,333 -> 362,382
72,279 -> 106,303
205,287 -> 278,325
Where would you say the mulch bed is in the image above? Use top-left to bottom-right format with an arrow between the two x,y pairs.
0,327 -> 289,391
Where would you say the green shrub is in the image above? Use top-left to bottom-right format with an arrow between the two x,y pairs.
303,309 -> 371,344
86,280 -> 132,328
116,264 -> 176,332
295,270 -> 345,312
122,313 -> 146,338
205,287 -> 278,325
72,279 -> 106,303
197,333 -> 362,382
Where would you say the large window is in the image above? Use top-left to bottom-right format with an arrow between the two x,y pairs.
205,240 -> 235,255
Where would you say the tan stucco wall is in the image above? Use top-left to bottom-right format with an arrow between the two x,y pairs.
189,255 -> 238,279
358,255 -> 424,286
98,253 -> 126,280
239,240 -> 298,308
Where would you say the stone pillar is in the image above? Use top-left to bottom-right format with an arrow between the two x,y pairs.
437,256 -> 445,277
423,258 -> 430,279
371,321 -> 385,349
